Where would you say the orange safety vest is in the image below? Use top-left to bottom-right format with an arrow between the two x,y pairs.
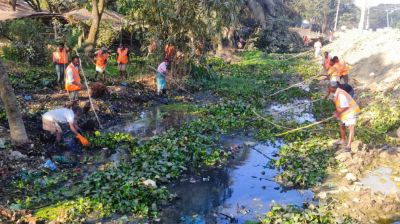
334,62 -> 349,76
164,44 -> 175,60
95,51 -> 109,68
65,63 -> 81,91
324,58 -> 331,70
53,49 -> 68,64
335,88 -> 360,121
117,48 -> 128,64
328,66 -> 339,82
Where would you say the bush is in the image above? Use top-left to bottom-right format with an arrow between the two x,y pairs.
254,18 -> 303,53
96,22 -> 119,48
1,19 -> 49,66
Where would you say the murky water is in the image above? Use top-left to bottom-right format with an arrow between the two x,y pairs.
107,106 -> 197,139
161,135 -> 314,224
267,99 -> 316,124
361,167 -> 400,195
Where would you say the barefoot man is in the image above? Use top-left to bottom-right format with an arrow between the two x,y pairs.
328,83 -> 360,151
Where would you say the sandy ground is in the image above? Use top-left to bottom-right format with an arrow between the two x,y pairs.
317,29 -> 400,223
325,28 -> 400,92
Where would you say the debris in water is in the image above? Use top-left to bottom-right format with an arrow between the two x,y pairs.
43,159 -> 57,171
202,176 -> 210,182
143,179 -> 157,188
9,151 -> 28,160
0,138 -> 5,149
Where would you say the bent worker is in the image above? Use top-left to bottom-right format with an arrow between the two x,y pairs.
117,44 -> 129,78
333,56 -> 350,84
65,56 -> 84,103
94,47 -> 110,81
42,106 -> 90,146
323,81 -> 355,99
320,58 -> 339,82
321,52 -> 331,71
328,83 -> 361,151
52,43 -> 69,89
156,58 -> 169,97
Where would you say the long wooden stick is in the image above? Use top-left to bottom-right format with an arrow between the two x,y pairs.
275,116 -> 335,137
252,109 -> 291,130
147,65 -> 193,95
75,50 -> 103,129
266,74 -> 321,98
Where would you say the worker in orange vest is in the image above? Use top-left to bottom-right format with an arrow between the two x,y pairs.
333,56 -> 350,84
117,44 -> 129,78
65,56 -> 83,103
164,44 -> 175,60
328,82 -> 360,151
94,47 -> 110,81
52,43 -> 70,89
321,52 -> 332,71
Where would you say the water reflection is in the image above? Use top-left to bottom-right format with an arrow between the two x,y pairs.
161,136 -> 314,224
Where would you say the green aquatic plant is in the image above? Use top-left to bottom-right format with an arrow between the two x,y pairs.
257,203 -> 354,224
271,137 -> 336,188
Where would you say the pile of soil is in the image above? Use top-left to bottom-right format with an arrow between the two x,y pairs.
325,29 -> 400,92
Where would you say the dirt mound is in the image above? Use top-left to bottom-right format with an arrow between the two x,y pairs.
325,29 -> 400,92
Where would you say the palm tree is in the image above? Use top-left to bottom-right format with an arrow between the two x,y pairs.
0,59 -> 29,145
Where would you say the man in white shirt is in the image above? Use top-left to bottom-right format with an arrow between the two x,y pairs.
314,40 -> 322,58
42,106 -> 86,143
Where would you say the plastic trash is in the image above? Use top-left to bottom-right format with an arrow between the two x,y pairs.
23,95 -> 32,101
43,159 -> 57,171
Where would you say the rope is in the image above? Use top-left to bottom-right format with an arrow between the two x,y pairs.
252,147 -> 274,160
75,49 -> 103,129
278,49 -> 314,61
275,116 -> 335,137
252,109 -> 291,130
266,74 -> 321,98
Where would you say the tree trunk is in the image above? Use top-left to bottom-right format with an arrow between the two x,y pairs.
10,0 -> 17,11
85,0 -> 106,52
0,60 -> 29,145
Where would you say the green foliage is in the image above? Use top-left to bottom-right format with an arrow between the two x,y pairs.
96,22 -> 119,48
258,204 -> 354,224
191,51 -> 316,102
0,108 -> 6,122
118,0 -> 243,53
254,18 -> 303,53
1,19 -> 49,66
88,131 -> 138,149
271,137 -> 336,188
8,67 -> 55,91
285,0 -> 337,32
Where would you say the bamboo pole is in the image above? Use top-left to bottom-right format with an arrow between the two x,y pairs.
75,49 -> 103,129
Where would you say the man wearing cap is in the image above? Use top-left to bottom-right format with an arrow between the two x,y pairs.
94,47 -> 110,81
327,83 -> 360,151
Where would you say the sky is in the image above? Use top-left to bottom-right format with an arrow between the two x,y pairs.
354,0 -> 400,8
